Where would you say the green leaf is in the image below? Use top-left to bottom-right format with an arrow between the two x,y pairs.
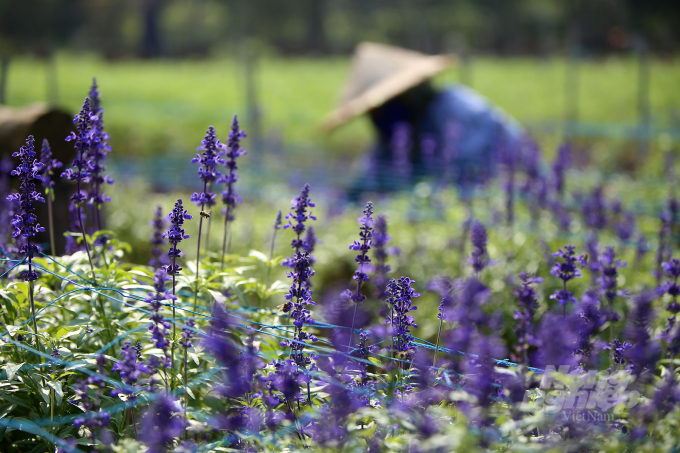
39,386 -> 51,404
55,327 -> 70,340
46,380 -> 63,406
186,386 -> 195,400
0,403 -> 16,419
76,329 -> 85,348
4,362 -> 24,382
28,443 -> 49,453
248,249 -> 269,263
206,289 -> 227,305
368,357 -> 383,368
7,416 -> 42,435
228,283 -> 249,307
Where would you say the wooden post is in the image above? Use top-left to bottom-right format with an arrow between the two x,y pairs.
635,32 -> 651,158
0,57 -> 9,105
244,40 -> 261,171
564,23 -> 580,141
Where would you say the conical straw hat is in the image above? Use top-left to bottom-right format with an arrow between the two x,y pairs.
322,42 -> 457,131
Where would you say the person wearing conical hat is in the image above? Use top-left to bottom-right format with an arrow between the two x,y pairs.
323,42 -> 522,200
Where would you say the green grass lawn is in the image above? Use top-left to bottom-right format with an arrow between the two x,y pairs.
3,53 -> 680,161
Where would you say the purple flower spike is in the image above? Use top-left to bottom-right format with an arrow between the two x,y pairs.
550,245 -> 587,308
86,77 -> 114,227
146,268 -> 173,370
163,199 -> 193,275
63,97 -> 95,208
658,258 -> 680,315
532,312 -> 580,369
191,126 -> 225,207
429,276 -> 455,321
599,246 -> 627,304
281,184 -> 318,369
348,201 -> 373,302
372,215 -> 394,301
149,205 -> 168,268
71,354 -> 110,447
38,139 -> 62,190
111,341 -> 150,399
180,318 -> 196,349
385,276 -> 420,362
514,271 -> 542,363
140,393 -> 184,453
343,202 -> 374,352
552,141 -> 571,199
551,245 -> 587,282
581,185 -> 608,231
469,221 -> 489,273
283,183 -> 316,253
624,291 -> 661,377
219,114 -> 247,219
7,136 -> 45,281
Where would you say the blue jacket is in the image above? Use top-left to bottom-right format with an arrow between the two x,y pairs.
349,85 -> 522,199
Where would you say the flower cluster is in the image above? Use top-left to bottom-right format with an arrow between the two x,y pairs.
86,77 -> 114,224
149,205 -> 168,268
7,136 -> 45,280
344,201 -> 373,304
281,184 -> 318,368
0,155 -> 14,252
469,220 -> 489,273
372,214 -> 393,300
145,269 -> 173,370
140,393 -> 184,453
283,183 -> 316,252
163,199 -> 192,275
191,125 -> 225,207
429,276 -> 455,321
63,98 -> 95,210
550,245 -> 587,307
581,185 -> 608,231
513,271 -> 542,362
38,139 -> 62,191
612,200 -> 636,243
552,141 -> 571,198
624,291 -> 661,377
385,276 -> 420,362
658,258 -> 680,312
604,339 -> 633,371
281,251 -> 318,368
219,114 -> 247,219
72,355 -> 111,446
111,341 -> 150,399
180,318 -> 195,349
599,246 -> 627,318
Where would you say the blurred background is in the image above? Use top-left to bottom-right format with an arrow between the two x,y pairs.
1,0 -> 679,177
1,0 -> 680,337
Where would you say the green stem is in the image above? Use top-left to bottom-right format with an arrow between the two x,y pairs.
47,191 -> 56,255
193,202 -> 205,311
220,205 -> 232,270
183,347 -> 189,437
28,270 -> 41,360
433,318 -> 444,367
171,271 -> 177,392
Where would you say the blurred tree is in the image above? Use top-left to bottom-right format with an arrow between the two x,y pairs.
0,0 -> 84,56
140,0 -> 163,58
0,0 -> 679,58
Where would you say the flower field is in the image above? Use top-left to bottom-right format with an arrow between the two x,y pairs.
2,75 -> 680,453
